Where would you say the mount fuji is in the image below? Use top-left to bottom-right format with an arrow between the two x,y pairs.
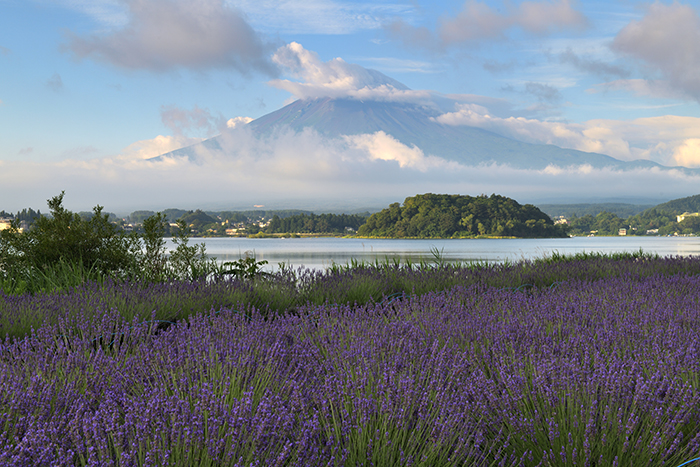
154,96 -> 685,173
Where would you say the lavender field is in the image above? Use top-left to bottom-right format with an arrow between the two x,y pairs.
2,254 -> 700,466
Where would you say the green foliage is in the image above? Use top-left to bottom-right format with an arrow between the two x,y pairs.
219,253 -> 270,280
265,212 -> 368,234
13,207 -> 42,225
128,210 -> 157,224
167,219 -> 213,281
161,208 -> 188,222
679,215 -> 700,235
560,194 -> 700,236
652,193 -> 700,215
137,212 -> 169,282
538,202 -> 652,218
178,209 -> 217,228
565,204 -> 700,236
534,248 -> 659,264
1,193 -> 267,294
0,192 -> 138,293
358,193 -> 567,238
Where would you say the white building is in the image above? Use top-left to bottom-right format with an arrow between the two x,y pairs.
0,218 -> 14,231
677,212 -> 700,223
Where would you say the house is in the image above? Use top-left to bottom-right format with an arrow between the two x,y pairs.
0,218 -> 26,233
618,228 -> 627,236
677,212 -> 700,223
0,218 -> 13,231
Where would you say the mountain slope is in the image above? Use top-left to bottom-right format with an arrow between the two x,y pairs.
156,97 -> 683,172
248,98 -> 648,170
649,194 -> 700,214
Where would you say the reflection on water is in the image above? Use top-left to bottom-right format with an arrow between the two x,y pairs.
166,236 -> 700,272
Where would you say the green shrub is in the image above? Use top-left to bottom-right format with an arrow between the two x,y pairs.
0,192 -> 139,293
0,192 -> 235,294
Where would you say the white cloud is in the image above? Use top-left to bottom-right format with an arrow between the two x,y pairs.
268,43 -> 518,114
117,135 -> 204,162
2,125 -> 699,212
269,42 -> 434,104
388,0 -> 587,50
64,0 -> 276,74
434,104 -> 700,167
672,139 -> 700,168
226,116 -> 253,129
611,2 -> 700,102
343,132 -> 460,172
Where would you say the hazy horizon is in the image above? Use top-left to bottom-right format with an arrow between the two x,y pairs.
3,0 -> 700,212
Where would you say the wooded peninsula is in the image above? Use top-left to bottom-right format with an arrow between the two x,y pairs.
357,193 -> 567,238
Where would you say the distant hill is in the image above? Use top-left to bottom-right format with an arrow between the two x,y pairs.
538,203 -> 653,219
650,194 -> 700,215
357,193 -> 567,238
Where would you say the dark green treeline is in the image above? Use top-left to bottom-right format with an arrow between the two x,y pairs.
357,193 -> 567,238
265,213 -> 368,234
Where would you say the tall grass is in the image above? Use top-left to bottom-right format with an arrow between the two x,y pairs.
0,257 -> 106,296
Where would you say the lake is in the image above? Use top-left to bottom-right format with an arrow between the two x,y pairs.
168,236 -> 700,272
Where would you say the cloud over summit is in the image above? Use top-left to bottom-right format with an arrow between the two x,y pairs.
269,42 -> 433,103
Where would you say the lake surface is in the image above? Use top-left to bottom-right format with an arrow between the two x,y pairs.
168,236 -> 700,272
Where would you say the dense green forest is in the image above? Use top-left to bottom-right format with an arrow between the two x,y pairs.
128,209 -> 364,236
653,194 -> 700,215
357,194 -> 567,238
0,208 -> 42,224
566,195 -> 700,236
127,209 -> 311,225
539,203 -> 652,219
264,213 -> 368,234
126,209 -> 316,236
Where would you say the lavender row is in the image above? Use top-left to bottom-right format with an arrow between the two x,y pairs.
4,254 -> 700,343
1,273 -> 700,465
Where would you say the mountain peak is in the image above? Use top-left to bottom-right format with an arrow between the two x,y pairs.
154,97 -> 685,173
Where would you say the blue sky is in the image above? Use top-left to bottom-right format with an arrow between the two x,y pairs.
3,0 -> 700,212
